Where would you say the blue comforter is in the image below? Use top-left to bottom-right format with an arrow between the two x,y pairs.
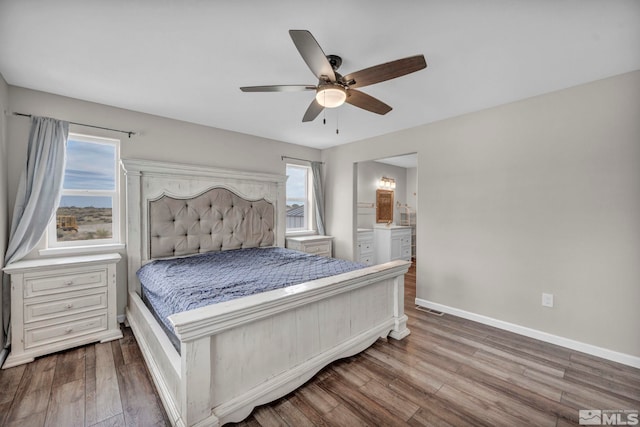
137,247 -> 366,348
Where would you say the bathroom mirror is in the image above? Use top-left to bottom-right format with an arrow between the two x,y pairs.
376,189 -> 394,223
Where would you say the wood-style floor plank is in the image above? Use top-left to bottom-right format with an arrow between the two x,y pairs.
1,262 -> 638,427
116,362 -> 167,426
3,355 -> 57,426
51,346 -> 85,388
44,378 -> 85,427
0,363 -> 25,425
94,342 -> 123,423
84,344 -> 98,426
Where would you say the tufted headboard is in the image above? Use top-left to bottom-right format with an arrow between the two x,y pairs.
148,187 -> 275,259
121,159 -> 286,295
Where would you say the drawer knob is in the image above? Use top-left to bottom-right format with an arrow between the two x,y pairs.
64,280 -> 74,286
65,327 -> 74,334
65,303 -> 73,310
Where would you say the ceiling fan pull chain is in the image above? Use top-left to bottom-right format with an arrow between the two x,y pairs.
323,91 -> 327,125
336,110 -> 340,134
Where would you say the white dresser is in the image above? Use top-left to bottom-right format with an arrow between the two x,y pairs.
2,253 -> 123,368
374,225 -> 412,263
286,235 -> 333,257
356,229 -> 375,265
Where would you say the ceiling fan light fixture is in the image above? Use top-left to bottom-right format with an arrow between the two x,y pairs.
316,86 -> 346,108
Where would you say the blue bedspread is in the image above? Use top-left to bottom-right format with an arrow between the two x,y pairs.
137,247 -> 366,350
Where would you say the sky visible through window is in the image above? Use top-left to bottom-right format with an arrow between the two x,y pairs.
286,165 -> 306,202
59,139 -> 115,208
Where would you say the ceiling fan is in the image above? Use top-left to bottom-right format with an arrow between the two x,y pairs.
240,30 -> 427,122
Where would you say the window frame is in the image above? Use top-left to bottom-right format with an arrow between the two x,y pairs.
46,133 -> 121,249
285,163 -> 316,235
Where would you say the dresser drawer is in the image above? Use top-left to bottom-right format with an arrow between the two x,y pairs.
358,239 -> 374,253
303,242 -> 331,256
24,269 -> 106,298
391,229 -> 411,240
24,313 -> 108,349
24,291 -> 108,324
359,255 -> 374,266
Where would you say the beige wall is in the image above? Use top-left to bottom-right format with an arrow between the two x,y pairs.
0,73 -> 9,354
324,71 -> 640,357
5,87 -> 321,316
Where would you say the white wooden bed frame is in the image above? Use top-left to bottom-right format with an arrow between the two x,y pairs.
121,159 -> 410,427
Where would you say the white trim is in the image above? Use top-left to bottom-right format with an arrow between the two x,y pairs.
285,230 -> 318,237
415,298 -> 640,369
285,163 -> 315,234
39,243 -> 125,257
0,349 -> 9,368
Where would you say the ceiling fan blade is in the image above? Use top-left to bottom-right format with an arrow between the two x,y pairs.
289,30 -> 336,82
345,89 -> 392,115
240,85 -> 316,92
343,55 -> 427,89
302,99 -> 324,122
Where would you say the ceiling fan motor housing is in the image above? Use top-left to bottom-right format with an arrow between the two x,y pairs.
327,54 -> 342,71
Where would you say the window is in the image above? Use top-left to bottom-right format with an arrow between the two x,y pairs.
47,133 -> 120,248
286,164 -> 314,233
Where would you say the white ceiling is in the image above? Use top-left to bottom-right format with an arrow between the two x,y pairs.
1,1 -> 639,150
376,154 -> 418,169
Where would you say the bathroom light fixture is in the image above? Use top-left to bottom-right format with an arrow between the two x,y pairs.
316,85 -> 346,108
378,177 -> 396,189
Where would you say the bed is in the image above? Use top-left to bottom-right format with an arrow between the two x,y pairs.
121,159 -> 411,427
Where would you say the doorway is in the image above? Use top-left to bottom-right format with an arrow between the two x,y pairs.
354,153 -> 417,265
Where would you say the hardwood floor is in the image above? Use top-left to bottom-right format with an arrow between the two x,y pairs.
0,326 -> 171,427
233,264 -> 640,427
1,263 -> 638,426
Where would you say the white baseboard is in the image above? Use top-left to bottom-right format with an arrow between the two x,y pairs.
0,348 -> 8,368
415,298 -> 640,369
117,314 -> 126,324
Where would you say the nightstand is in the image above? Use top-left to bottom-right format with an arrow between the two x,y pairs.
285,235 -> 333,257
2,253 -> 123,368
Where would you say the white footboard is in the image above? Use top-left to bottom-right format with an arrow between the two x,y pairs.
127,260 -> 410,427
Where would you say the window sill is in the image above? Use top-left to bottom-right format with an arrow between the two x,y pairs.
285,230 -> 318,238
39,243 -> 125,257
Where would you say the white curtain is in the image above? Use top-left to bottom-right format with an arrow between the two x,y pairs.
310,161 -> 326,235
5,116 -> 68,264
2,117 -> 68,363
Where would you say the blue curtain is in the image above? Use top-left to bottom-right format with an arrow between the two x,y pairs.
2,117 -> 68,365
310,161 -> 326,235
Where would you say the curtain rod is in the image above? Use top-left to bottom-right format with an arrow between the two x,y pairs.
12,112 -> 137,138
281,155 -> 324,164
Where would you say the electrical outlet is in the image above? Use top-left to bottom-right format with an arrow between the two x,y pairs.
542,293 -> 554,308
